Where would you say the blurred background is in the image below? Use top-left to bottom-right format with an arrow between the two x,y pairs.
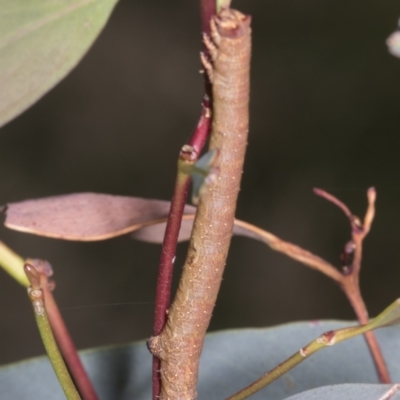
1,0 -> 400,364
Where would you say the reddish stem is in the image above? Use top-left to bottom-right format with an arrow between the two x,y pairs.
342,277 -> 391,383
41,276 -> 99,400
152,106 -> 212,398
152,170 -> 190,398
200,0 -> 216,37
153,173 -> 190,336
313,188 -> 352,219
27,259 -> 98,400
188,96 -> 212,154
152,141 -> 211,399
315,188 -> 390,383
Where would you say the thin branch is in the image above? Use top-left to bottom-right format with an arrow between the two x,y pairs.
24,264 -> 81,400
28,259 -> 98,400
363,187 -> 376,235
233,220 -> 342,282
152,160 -> 192,399
153,169 -> 191,336
237,188 -> 390,384
342,279 -> 391,383
0,240 -> 29,286
314,187 -> 390,383
151,122 -> 211,400
0,242 -> 97,398
313,188 -> 352,220
188,96 -> 212,154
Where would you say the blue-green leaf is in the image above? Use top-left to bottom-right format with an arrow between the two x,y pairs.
1,322 -> 399,399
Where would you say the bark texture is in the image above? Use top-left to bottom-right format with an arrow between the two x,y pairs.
149,9 -> 251,399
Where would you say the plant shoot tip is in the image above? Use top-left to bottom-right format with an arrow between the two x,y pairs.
367,187 -> 377,202
313,187 -> 323,195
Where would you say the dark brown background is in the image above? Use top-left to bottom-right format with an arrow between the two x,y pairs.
1,0 -> 400,364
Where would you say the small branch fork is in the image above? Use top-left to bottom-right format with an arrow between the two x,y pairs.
0,242 -> 98,399
152,102 -> 212,338
249,187 -> 389,383
313,187 -> 390,383
234,188 -> 389,384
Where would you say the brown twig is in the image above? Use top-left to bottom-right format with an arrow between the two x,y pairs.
313,188 -> 353,220
28,259 -> 99,400
313,187 -> 390,383
343,278 -> 391,384
234,188 -> 389,383
149,9 -> 251,399
233,219 -> 343,282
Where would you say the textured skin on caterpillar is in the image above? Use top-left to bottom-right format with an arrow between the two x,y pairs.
149,9 -> 251,400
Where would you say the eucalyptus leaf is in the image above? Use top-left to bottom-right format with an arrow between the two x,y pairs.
3,193 -> 289,244
5,193 -> 196,241
1,322 -> 399,399
227,299 -> 400,399
0,0 -> 118,127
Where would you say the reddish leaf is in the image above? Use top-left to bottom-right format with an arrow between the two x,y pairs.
5,193 -> 196,241
4,193 -> 282,246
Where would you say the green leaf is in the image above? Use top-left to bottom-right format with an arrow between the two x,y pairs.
0,0 -> 118,128
1,322 -> 400,399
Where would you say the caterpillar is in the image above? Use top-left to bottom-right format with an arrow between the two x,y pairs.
149,9 -> 251,399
